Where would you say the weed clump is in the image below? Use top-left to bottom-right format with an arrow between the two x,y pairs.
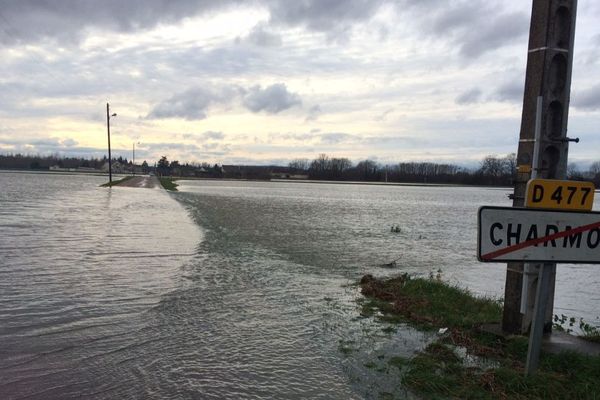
359,273 -> 600,400
159,177 -> 178,191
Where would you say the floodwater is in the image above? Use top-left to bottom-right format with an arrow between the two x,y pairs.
1,172 -> 599,399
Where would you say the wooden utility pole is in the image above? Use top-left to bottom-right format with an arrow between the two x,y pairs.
503,0 -> 578,334
106,103 -> 117,184
106,103 -> 113,184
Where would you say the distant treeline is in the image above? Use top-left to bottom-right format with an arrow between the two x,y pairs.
0,154 -> 113,170
285,153 -> 517,186
288,153 -> 600,187
0,153 -> 150,173
4,152 -> 600,187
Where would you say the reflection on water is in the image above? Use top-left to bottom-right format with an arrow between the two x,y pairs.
0,172 -> 200,399
1,173 -> 599,399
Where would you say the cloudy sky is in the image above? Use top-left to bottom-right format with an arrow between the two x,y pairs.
1,0 -> 599,168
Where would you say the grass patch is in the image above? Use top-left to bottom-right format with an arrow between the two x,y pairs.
100,176 -> 133,187
159,177 -> 179,191
360,273 -> 502,330
360,274 -> 600,399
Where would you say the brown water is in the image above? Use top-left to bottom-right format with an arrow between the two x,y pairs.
1,172 -> 599,399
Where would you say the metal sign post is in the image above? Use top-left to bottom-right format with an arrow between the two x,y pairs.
525,262 -> 554,374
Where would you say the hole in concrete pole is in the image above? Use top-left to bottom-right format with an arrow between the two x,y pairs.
542,145 -> 560,178
553,6 -> 571,49
548,54 -> 567,96
546,101 -> 563,138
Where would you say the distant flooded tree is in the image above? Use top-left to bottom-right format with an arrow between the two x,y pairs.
170,160 -> 181,176
157,156 -> 170,176
589,161 -> 600,176
288,158 -> 309,172
479,156 -> 504,178
307,154 -> 353,180
567,163 -> 584,181
308,154 -> 330,179
587,161 -> 600,186
353,159 -> 380,181
477,154 -> 515,185
327,157 -> 352,180
504,153 -> 517,175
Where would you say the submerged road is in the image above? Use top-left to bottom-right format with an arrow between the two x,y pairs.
115,175 -> 160,188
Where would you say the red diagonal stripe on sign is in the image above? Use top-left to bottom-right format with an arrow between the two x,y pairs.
481,219 -> 600,261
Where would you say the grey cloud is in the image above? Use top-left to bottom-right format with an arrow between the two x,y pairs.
319,133 -> 355,144
240,24 -> 282,47
362,136 -> 419,146
243,83 -> 302,114
0,137 -> 55,147
0,0 -> 241,45
374,108 -> 394,122
140,141 -> 231,159
148,86 -> 240,120
410,2 -> 529,59
494,81 -> 523,103
148,88 -> 212,120
202,143 -> 219,150
149,83 -> 301,119
266,0 -> 384,32
31,138 -> 62,147
271,132 -> 314,142
431,2 -> 487,35
455,88 -> 482,105
61,138 -> 79,147
0,137 -> 94,155
139,142 -> 199,151
181,131 -> 225,140
459,12 -> 529,58
1,0 -> 384,46
573,85 -> 600,111
201,131 -> 225,140
305,105 -> 322,121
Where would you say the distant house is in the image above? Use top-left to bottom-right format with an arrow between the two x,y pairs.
270,172 -> 309,180
101,161 -> 125,173
49,165 -> 76,172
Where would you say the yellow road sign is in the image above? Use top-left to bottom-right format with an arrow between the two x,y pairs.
525,179 -> 595,211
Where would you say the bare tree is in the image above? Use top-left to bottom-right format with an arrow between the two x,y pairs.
288,158 -> 310,172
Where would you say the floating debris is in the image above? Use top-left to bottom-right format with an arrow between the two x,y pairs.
378,256 -> 401,268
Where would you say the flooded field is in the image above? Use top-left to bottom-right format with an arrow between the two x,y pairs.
1,172 -> 599,399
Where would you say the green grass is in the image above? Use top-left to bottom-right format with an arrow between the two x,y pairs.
360,273 -> 502,330
360,274 -> 600,400
100,176 -> 133,187
402,345 -> 600,400
159,177 -> 178,191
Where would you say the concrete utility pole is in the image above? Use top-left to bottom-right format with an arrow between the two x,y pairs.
502,0 -> 578,334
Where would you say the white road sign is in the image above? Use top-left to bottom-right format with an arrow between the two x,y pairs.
478,206 -> 600,263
